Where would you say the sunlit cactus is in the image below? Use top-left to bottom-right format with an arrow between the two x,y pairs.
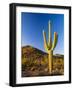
43,20 -> 58,74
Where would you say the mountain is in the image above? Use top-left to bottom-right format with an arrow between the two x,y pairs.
21,45 -> 64,77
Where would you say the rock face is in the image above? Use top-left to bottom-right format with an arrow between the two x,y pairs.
21,45 -> 64,77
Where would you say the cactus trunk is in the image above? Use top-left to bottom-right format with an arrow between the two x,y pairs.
48,50 -> 53,74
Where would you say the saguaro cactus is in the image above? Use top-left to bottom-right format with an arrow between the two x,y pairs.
43,20 -> 58,74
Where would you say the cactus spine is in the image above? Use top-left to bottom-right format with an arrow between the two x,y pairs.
43,20 -> 58,74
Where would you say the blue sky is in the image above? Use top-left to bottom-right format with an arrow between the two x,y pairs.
21,12 -> 64,54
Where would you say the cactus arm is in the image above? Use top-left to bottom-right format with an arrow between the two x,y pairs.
51,32 -> 58,50
43,30 -> 48,52
48,20 -> 52,49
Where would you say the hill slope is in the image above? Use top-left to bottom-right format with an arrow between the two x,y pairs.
21,45 -> 64,77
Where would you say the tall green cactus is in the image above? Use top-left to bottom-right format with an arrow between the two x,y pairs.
43,20 -> 58,74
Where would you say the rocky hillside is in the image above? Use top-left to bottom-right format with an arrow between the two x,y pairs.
21,45 -> 64,77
